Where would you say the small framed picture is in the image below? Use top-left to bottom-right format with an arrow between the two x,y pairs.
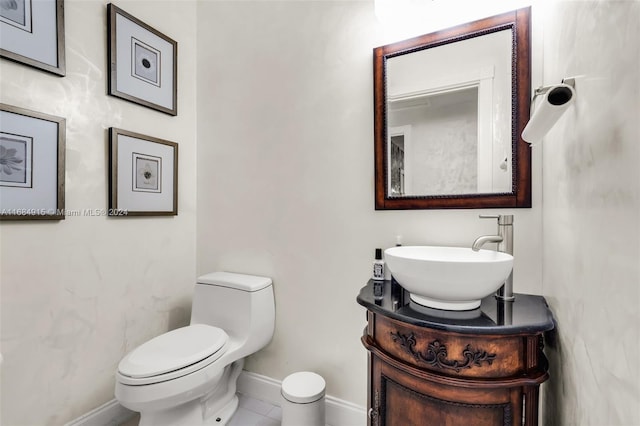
109,127 -> 178,216
0,0 -> 65,76
0,103 -> 66,220
107,4 -> 177,116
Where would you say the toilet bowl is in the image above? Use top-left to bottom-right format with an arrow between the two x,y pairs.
115,272 -> 275,426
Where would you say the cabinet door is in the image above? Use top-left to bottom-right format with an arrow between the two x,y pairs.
371,356 -> 517,426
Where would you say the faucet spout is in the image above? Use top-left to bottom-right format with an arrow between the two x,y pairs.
471,235 -> 503,251
474,214 -> 515,301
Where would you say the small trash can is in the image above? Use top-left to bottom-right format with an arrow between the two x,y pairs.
281,371 -> 326,426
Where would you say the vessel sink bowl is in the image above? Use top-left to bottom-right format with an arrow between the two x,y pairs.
384,246 -> 513,311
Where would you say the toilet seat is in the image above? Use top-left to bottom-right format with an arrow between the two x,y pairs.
118,324 -> 229,386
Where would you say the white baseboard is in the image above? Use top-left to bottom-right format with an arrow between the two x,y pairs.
237,370 -> 367,426
64,398 -> 135,426
237,370 -> 283,403
66,370 -> 367,426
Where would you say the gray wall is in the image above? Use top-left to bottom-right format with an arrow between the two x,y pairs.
540,1 -> 640,424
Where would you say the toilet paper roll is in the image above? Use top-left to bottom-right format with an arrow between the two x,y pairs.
522,83 -> 575,143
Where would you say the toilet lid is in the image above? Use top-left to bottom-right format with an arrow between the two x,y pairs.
118,324 -> 228,378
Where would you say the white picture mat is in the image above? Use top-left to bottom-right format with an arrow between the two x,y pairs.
0,110 -> 58,211
115,13 -> 174,110
0,0 -> 58,67
116,135 -> 174,212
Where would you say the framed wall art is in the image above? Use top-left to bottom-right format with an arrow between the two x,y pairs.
109,127 -> 178,216
0,0 -> 65,76
0,103 -> 66,220
107,4 -> 177,116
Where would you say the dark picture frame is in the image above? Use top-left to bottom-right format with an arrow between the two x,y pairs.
107,4 -> 177,116
109,127 -> 178,216
0,0 -> 66,76
0,103 -> 66,220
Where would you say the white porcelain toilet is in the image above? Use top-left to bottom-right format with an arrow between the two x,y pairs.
114,272 -> 275,426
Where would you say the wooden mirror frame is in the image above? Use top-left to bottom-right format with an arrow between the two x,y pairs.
374,7 -> 531,210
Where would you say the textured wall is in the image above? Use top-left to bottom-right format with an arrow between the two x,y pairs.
540,1 -> 640,424
0,1 -> 198,424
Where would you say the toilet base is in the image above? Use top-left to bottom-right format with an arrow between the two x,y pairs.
204,395 -> 238,426
137,394 -> 239,426
138,399 -> 202,426
133,360 -> 245,426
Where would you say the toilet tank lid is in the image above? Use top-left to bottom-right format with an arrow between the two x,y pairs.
197,271 -> 272,292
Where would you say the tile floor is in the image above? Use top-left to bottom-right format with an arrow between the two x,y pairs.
230,393 -> 281,426
119,393 -> 281,426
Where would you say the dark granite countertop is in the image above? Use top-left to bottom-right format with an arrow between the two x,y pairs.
357,280 -> 555,335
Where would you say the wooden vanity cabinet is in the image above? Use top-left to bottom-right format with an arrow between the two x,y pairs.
357,282 -> 555,426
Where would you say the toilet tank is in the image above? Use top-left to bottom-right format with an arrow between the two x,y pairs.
191,272 -> 275,346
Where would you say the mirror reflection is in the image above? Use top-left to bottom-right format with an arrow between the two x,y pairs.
386,29 -> 512,196
374,8 -> 532,209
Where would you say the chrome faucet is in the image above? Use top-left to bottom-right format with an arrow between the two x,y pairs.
472,214 -> 515,301
471,234 -> 503,250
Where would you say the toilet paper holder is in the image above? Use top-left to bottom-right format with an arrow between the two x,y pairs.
531,77 -> 576,103
522,77 -> 577,144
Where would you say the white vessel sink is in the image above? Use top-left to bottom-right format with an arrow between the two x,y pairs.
384,246 -> 513,311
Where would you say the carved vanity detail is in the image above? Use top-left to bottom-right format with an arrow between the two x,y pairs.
390,332 -> 497,372
357,280 -> 555,426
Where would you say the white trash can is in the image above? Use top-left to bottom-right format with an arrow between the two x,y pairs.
281,371 -> 326,426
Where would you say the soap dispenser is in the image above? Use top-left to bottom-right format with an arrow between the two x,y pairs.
372,248 -> 385,281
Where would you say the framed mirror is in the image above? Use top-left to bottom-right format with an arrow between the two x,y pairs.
374,7 -> 531,209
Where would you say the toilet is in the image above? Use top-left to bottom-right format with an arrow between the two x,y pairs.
114,272 -> 275,426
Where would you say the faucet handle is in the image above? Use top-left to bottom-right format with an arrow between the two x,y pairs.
479,214 -> 500,220
479,214 -> 514,225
